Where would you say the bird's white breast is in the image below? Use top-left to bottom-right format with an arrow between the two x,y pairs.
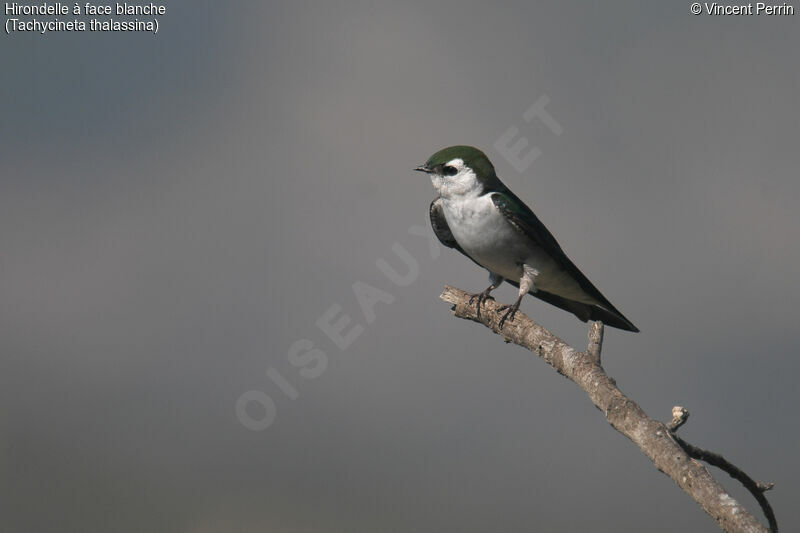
441,193 -> 538,283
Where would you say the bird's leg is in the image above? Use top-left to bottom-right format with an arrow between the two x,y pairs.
469,272 -> 503,319
498,265 -> 537,330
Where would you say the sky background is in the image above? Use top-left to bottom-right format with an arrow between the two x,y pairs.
2,1 -> 799,531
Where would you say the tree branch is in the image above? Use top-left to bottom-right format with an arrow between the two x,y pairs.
670,425 -> 777,532
440,285 -> 776,533
664,406 -> 777,531
587,320 -> 604,364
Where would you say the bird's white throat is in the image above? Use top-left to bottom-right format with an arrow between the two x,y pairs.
430,158 -> 483,199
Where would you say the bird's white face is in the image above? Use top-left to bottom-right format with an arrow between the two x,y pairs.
430,158 -> 482,199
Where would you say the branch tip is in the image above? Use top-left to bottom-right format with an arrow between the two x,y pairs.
668,406 -> 690,432
587,321 -> 604,363
758,482 -> 775,493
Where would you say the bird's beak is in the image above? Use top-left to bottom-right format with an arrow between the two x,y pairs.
414,164 -> 432,173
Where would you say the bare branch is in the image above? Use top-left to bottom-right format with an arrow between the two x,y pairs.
440,285 -> 775,533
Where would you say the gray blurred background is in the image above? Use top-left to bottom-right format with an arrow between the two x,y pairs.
2,1 -> 798,531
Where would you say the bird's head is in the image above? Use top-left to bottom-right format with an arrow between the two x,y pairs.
415,145 -> 498,198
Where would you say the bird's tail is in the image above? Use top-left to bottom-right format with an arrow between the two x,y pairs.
534,290 -> 639,332
504,280 -> 639,332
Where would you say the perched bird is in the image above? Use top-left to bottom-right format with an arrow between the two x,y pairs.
416,145 -> 638,332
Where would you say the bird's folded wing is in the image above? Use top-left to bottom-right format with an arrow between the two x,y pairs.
489,190 -> 634,320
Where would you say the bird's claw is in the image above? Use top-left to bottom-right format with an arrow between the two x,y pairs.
468,290 -> 494,319
497,304 -> 519,330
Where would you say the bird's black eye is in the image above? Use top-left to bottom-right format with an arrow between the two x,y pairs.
443,165 -> 458,176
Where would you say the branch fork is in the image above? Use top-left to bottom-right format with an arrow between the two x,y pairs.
667,407 -> 776,531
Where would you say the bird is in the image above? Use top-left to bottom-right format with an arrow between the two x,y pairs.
416,145 -> 638,332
